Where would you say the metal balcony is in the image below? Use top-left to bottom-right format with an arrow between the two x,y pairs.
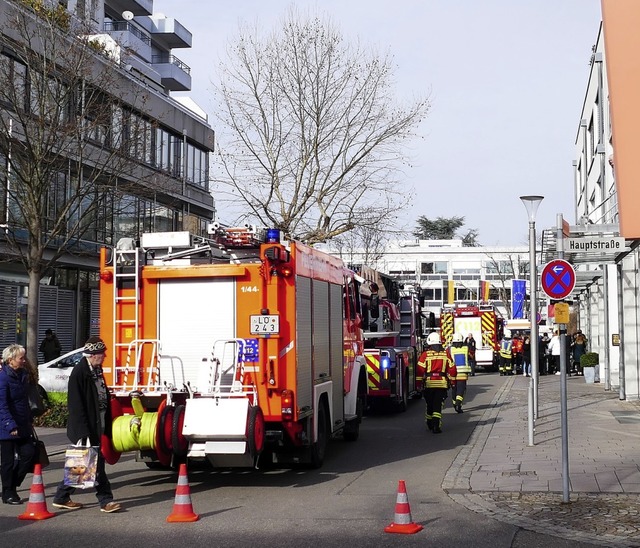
148,15 -> 192,49
152,54 -> 191,91
104,0 -> 152,17
104,21 -> 152,61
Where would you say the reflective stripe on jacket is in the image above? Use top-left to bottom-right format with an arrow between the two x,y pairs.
450,345 -> 471,378
418,350 -> 457,389
499,339 -> 512,359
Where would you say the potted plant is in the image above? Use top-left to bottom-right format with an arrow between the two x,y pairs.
580,352 -> 599,383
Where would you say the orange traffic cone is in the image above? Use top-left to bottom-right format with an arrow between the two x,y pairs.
18,463 -> 55,520
166,463 -> 199,522
384,480 -> 423,534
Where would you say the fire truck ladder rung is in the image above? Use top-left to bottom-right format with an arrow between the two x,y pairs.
113,247 -> 141,363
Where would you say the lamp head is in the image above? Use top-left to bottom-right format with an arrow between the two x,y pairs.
520,195 -> 544,222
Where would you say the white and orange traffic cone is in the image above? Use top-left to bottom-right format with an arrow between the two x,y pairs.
18,464 -> 55,520
166,463 -> 199,523
384,480 -> 423,535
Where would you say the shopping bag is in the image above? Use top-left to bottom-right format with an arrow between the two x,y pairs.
63,440 -> 98,489
27,383 -> 47,417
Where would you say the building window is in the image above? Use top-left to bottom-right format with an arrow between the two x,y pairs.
422,287 -> 442,301
421,261 -> 447,275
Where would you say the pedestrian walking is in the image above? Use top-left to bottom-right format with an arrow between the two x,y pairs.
449,333 -> 470,413
52,336 -> 121,513
0,344 -> 35,505
39,329 -> 62,364
417,331 -> 457,434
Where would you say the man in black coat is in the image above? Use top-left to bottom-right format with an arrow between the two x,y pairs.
52,337 -> 121,513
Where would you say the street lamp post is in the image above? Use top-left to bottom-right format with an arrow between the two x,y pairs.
520,195 -> 543,446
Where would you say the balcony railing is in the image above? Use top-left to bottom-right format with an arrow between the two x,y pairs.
151,54 -> 191,75
104,21 -> 151,46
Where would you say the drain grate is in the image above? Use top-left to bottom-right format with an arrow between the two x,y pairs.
502,470 -> 537,476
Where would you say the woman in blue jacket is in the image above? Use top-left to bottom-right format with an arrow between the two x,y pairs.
0,344 -> 35,504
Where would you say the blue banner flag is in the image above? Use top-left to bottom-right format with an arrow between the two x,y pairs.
511,279 -> 526,319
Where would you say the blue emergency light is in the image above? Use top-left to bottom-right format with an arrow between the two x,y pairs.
266,229 -> 281,243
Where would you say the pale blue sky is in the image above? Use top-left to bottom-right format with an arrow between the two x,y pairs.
153,0 -> 602,245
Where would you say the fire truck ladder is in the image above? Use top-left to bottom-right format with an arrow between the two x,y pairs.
112,246 -> 142,389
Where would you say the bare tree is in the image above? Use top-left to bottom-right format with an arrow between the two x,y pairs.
214,9 -> 429,244
329,225 -> 391,270
0,1 -> 152,364
484,252 -> 528,315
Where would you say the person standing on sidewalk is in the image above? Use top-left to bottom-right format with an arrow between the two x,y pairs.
0,345 -> 35,505
539,333 -> 550,375
39,329 -> 62,364
449,333 -> 471,413
464,333 -> 477,376
417,332 -> 457,434
522,335 -> 531,377
572,330 -> 588,375
52,336 -> 121,513
498,329 -> 514,376
548,329 -> 561,374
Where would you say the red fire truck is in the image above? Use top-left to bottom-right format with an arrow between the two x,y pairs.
359,269 -> 424,411
440,303 -> 502,372
98,227 -> 367,470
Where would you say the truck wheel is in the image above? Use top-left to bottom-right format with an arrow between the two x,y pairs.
171,404 -> 188,458
247,405 -> 265,457
310,403 -> 329,468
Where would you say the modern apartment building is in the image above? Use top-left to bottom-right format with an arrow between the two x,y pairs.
0,0 -> 215,352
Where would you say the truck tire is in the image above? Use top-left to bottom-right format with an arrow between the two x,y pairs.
310,402 -> 329,468
247,405 -> 265,457
171,404 -> 188,458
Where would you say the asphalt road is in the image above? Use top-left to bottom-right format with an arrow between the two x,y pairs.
0,372 -> 596,547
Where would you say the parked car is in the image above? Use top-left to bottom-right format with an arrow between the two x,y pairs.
38,349 -> 83,394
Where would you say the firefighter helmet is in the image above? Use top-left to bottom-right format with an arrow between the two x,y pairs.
426,332 -> 441,346
503,329 -> 512,339
452,333 -> 464,343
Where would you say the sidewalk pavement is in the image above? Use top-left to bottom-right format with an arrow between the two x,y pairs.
444,372 -> 640,548
36,374 -> 640,546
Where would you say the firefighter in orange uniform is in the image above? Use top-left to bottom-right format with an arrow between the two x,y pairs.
417,332 -> 457,434
449,333 -> 471,413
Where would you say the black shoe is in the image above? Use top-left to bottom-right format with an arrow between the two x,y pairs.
455,404 -> 463,414
3,496 -> 22,505
433,427 -> 442,434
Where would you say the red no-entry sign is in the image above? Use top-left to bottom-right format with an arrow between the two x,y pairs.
541,259 -> 575,299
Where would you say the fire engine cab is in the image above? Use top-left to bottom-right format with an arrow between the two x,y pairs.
98,226 -> 367,470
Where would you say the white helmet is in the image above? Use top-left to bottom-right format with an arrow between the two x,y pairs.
503,329 -> 512,339
452,333 -> 464,343
426,332 -> 441,346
